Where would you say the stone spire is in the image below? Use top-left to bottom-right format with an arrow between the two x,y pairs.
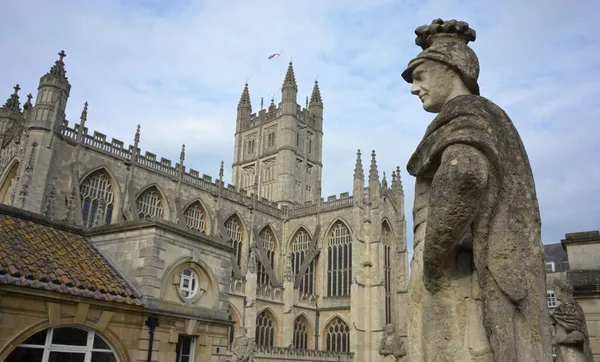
131,124 -> 141,161
368,150 -> 380,201
309,79 -> 323,106
238,82 -> 251,109
353,149 -> 365,204
381,171 -> 388,192
282,61 -> 297,89
1,84 -> 21,111
76,102 -> 88,142
281,62 -> 298,111
392,166 -> 404,195
237,82 -> 252,123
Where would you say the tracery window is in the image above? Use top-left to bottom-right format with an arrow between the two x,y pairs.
80,169 -> 114,227
0,161 -> 19,205
291,228 -> 317,295
293,316 -> 309,350
6,327 -> 119,362
327,221 -> 352,297
382,221 -> 392,324
325,317 -> 350,353
136,186 -> 164,219
183,201 -> 206,233
257,227 -> 276,286
547,289 -> 556,308
255,310 -> 275,347
225,215 -> 244,273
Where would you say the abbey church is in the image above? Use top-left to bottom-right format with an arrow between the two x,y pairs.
0,51 -> 409,362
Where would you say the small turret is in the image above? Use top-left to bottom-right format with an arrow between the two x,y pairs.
31,50 -> 71,133
368,150 -> 380,202
391,166 -> 405,218
281,61 -> 298,115
353,149 -> 365,204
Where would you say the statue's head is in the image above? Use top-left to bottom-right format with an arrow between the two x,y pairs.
402,19 -> 480,113
553,278 -> 575,304
383,324 -> 395,334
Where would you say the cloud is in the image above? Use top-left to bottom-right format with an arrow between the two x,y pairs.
1,0 -> 598,253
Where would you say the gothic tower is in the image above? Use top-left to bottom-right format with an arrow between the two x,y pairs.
231,62 -> 324,207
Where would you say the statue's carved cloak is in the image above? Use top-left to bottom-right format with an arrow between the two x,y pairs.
407,94 -> 545,302
407,95 -> 551,360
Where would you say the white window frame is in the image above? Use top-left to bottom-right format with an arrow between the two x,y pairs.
12,327 -> 119,362
179,269 -> 199,299
546,262 -> 555,272
175,335 -> 196,362
547,289 -> 556,308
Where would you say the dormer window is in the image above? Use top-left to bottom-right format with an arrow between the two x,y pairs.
179,268 -> 198,299
546,262 -> 555,273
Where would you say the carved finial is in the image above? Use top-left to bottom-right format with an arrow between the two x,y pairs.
180,143 -> 186,164
369,150 -> 379,181
382,171 -> 388,189
23,93 -> 33,110
134,124 -> 141,144
260,97 -> 264,111
284,254 -> 294,283
354,149 -> 364,180
80,102 -> 88,124
219,161 -> 224,183
392,166 -> 404,195
1,84 -> 21,111
305,96 -> 308,109
47,50 -> 68,79
414,19 -> 476,50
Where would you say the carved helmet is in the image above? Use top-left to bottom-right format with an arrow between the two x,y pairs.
401,19 -> 480,95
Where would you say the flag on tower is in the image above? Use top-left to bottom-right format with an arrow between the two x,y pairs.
268,52 -> 281,59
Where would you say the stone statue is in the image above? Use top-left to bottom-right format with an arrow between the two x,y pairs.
550,279 -> 593,362
402,19 -> 552,361
231,327 -> 255,362
379,324 -> 407,362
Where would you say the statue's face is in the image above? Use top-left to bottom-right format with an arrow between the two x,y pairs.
410,61 -> 459,114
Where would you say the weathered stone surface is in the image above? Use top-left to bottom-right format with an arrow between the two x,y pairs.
551,279 -> 594,362
402,18 -> 552,361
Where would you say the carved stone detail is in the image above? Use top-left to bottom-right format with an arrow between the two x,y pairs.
231,327 -> 255,362
379,324 -> 407,361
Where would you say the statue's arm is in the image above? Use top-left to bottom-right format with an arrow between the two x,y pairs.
423,143 -> 488,294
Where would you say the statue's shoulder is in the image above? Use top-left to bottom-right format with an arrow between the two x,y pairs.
441,95 -> 501,118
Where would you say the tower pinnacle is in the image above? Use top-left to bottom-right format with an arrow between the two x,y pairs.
354,149 -> 364,180
310,80 -> 323,106
238,82 -> 251,108
47,50 -> 68,80
282,61 -> 297,88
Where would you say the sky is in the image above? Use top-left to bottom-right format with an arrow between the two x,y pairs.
0,0 -> 598,249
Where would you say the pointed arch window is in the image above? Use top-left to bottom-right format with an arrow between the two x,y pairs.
257,227 -> 276,286
293,316 -> 310,350
291,228 -> 317,295
80,169 -> 114,227
225,215 -> 243,273
327,221 -> 352,297
183,201 -> 206,233
0,161 -> 19,205
136,186 -> 164,219
382,222 -> 393,325
325,317 -> 350,353
255,310 -> 275,347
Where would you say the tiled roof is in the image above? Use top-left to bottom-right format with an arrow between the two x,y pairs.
0,210 -> 142,305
